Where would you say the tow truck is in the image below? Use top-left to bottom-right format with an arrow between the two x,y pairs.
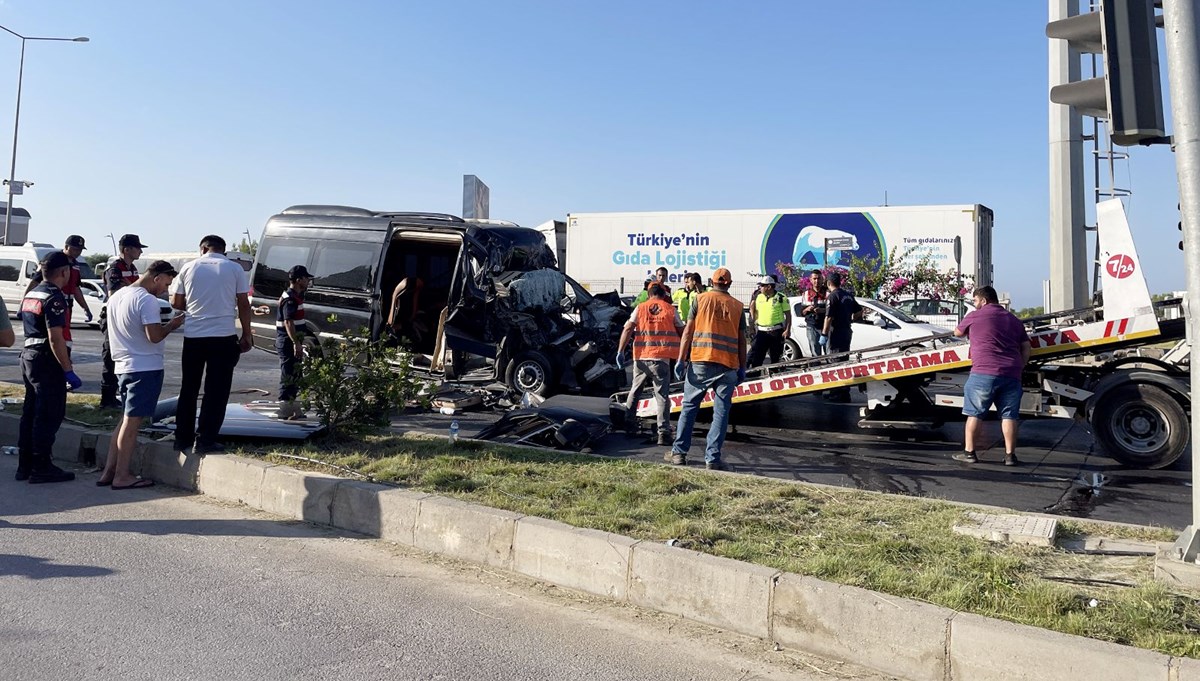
628,199 -> 1190,469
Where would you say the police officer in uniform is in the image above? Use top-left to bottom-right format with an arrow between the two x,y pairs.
99,234 -> 146,408
746,275 -> 792,368
276,265 -> 314,419
15,252 -> 82,483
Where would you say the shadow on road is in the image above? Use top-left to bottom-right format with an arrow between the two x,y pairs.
0,553 -> 115,580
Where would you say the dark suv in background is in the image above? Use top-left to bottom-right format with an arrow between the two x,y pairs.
248,205 -> 629,397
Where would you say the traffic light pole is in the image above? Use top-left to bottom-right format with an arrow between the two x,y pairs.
1163,0 -> 1200,562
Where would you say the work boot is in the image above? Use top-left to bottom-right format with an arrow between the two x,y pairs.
706,460 -> 729,471
657,432 -> 672,447
28,462 -> 76,484
99,388 -> 121,410
670,453 -> 686,466
15,451 -> 32,481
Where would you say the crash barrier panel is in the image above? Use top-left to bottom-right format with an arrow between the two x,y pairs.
22,416 -> 1196,681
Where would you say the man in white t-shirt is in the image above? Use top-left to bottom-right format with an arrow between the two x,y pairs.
169,235 -> 253,456
99,260 -> 184,489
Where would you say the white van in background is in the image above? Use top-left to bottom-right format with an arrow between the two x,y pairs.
0,243 -> 58,314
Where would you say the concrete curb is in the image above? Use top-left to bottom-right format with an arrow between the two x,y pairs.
18,416 -> 1194,681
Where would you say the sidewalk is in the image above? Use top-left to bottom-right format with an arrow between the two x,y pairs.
8,412 -> 1196,681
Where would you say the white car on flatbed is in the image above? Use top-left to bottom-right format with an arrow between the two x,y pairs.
781,296 -> 955,361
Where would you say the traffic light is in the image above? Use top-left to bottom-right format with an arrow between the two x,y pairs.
1047,0 -> 1166,146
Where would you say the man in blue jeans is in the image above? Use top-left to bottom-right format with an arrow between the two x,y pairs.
951,285 -> 1030,466
668,267 -> 747,471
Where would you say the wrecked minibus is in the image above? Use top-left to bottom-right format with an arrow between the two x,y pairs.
247,205 -> 630,397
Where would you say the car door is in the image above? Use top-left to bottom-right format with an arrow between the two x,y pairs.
852,299 -> 894,350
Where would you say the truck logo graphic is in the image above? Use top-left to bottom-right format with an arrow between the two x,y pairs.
1105,254 -> 1135,279
761,212 -> 885,276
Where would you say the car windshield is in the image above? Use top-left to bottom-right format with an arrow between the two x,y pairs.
863,299 -> 920,324
76,261 -> 97,279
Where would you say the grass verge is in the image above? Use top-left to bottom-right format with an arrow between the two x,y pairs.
0,381 -> 120,427
236,432 -> 1200,658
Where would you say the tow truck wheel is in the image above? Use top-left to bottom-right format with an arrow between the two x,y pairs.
506,350 -> 555,397
781,339 -> 802,362
1091,383 -> 1188,469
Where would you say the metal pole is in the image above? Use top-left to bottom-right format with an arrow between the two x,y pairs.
1164,0 -> 1200,562
1049,0 -> 1089,311
4,38 -> 24,246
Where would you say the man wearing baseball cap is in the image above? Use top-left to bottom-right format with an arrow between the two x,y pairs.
98,260 -> 184,489
23,235 -> 96,343
668,266 -> 747,471
98,234 -> 147,408
747,274 -> 791,368
276,264 -> 314,419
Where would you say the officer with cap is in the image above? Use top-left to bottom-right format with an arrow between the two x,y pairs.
747,274 -> 791,368
23,235 -> 96,334
276,265 -> 314,419
99,234 -> 147,408
15,251 -> 82,483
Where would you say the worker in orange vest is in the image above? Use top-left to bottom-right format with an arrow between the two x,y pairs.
617,283 -> 684,446
668,267 -> 747,471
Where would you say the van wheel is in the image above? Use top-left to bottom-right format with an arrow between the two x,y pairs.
506,350 -> 555,397
1091,383 -> 1188,469
781,339 -> 802,362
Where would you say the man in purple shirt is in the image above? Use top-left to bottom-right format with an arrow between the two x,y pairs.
950,286 -> 1031,466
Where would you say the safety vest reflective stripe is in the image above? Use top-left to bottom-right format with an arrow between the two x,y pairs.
693,332 -> 740,354
690,291 -> 742,369
24,290 -> 50,301
23,337 -> 47,347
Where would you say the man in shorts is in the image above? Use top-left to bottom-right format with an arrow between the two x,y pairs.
98,260 -> 184,489
951,285 -> 1031,466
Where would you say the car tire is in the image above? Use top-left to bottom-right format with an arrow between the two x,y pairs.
505,350 -> 555,397
781,339 -> 802,362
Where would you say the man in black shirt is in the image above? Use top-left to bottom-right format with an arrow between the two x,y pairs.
820,271 -> 862,402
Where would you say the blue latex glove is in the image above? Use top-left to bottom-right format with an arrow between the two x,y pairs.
818,334 -> 828,347
84,310 -> 93,323
64,370 -> 82,391
736,367 -> 747,384
674,361 -> 689,382
615,351 -> 626,368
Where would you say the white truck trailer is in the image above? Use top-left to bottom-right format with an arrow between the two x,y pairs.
564,204 -> 993,299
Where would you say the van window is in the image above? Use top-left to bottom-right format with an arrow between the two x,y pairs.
311,242 -> 376,291
256,242 -> 315,297
0,258 -> 21,282
24,261 -> 36,279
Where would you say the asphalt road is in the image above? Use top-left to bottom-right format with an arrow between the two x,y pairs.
0,456 -> 886,681
1,325 -> 1192,530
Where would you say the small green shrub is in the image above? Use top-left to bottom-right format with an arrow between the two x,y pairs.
300,321 -> 429,438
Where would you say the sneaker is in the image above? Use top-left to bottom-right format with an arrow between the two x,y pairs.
670,453 -> 686,466
705,460 -> 729,471
657,432 -> 672,447
192,441 -> 226,456
952,451 -> 978,463
1004,452 -> 1020,467
28,465 -> 76,484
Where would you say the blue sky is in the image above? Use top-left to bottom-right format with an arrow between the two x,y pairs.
0,1 -> 1184,306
